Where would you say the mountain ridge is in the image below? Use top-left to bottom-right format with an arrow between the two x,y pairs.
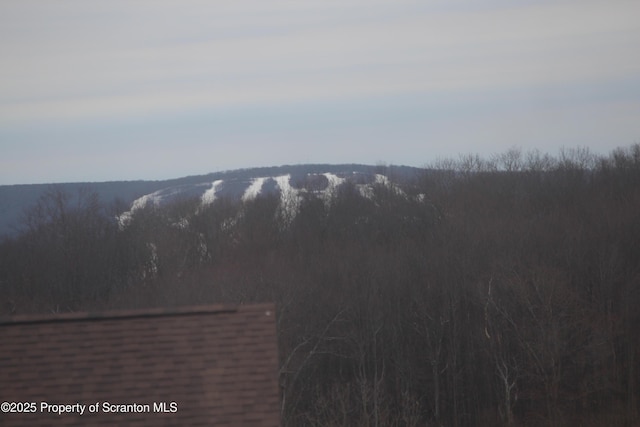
0,164 -> 424,237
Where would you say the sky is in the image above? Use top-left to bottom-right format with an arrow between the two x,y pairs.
1,0 -> 639,185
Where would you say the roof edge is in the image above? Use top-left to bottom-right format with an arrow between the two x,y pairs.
0,303 -> 277,326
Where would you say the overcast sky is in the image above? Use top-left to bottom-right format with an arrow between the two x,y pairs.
1,0 -> 639,184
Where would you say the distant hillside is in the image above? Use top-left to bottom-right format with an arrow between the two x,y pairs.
0,164 -> 422,237
2,145 -> 640,426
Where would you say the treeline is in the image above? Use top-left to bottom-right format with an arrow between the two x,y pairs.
1,145 -> 639,426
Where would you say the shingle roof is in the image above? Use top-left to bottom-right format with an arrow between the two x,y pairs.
0,303 -> 280,427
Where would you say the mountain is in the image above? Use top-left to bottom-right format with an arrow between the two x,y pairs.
0,164 -> 424,238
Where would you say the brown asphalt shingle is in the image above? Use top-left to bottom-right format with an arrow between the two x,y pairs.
0,303 -> 280,426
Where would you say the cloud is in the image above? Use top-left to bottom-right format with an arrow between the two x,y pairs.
1,0 -> 639,125
1,0 -> 639,184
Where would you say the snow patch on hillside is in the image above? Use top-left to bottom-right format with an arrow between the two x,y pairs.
201,180 -> 224,205
323,173 -> 345,189
274,175 -> 294,196
117,189 -> 167,228
322,173 -> 344,204
275,175 -> 303,224
132,192 -> 160,210
357,173 -> 400,199
375,174 -> 390,186
116,168 -> 408,230
242,177 -> 267,202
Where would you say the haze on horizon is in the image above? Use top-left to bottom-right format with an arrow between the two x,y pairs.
1,0 -> 639,185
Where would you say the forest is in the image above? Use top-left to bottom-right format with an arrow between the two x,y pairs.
1,144 -> 639,426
